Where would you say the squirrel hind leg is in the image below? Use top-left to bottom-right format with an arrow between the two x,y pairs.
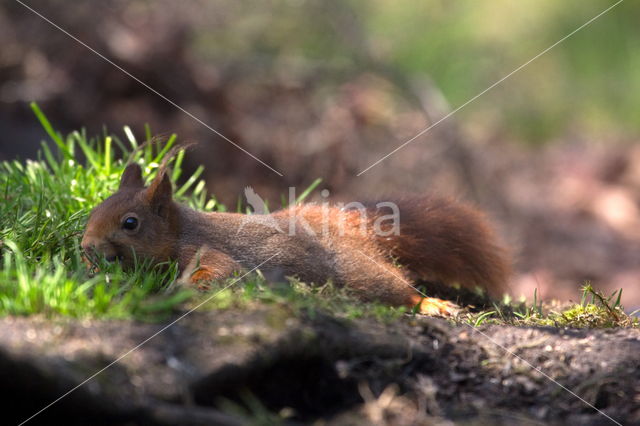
409,294 -> 461,317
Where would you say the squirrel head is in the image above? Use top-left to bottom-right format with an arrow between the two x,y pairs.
81,163 -> 179,269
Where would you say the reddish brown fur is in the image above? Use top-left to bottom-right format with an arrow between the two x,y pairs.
82,165 -> 511,315
368,197 -> 510,297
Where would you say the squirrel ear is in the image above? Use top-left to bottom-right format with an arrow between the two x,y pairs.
144,172 -> 173,210
120,164 -> 144,189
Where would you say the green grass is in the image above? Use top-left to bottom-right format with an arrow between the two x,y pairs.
461,285 -> 639,328
0,103 -> 213,319
195,274 -> 408,323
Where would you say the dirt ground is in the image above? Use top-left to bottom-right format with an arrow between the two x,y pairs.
2,307 -> 638,425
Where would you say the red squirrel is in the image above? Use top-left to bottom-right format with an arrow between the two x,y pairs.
81,163 -> 510,316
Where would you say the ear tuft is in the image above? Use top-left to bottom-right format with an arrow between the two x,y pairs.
120,164 -> 144,189
144,172 -> 173,211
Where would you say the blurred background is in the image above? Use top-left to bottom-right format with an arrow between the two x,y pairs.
1,0 -> 639,307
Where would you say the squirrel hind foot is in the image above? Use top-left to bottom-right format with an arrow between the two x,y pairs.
410,295 -> 461,317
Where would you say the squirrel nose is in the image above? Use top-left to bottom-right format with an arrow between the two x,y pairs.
82,245 -> 117,263
81,236 -> 118,262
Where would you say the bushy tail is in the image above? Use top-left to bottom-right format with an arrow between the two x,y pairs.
371,196 -> 510,297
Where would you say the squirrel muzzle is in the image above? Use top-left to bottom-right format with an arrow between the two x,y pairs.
81,233 -> 120,266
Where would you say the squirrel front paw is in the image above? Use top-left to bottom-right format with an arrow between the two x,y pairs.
189,267 -> 217,291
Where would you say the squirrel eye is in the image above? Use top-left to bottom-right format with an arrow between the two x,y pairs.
122,216 -> 138,231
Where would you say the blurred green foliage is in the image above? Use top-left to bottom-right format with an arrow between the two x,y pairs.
194,0 -> 639,144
